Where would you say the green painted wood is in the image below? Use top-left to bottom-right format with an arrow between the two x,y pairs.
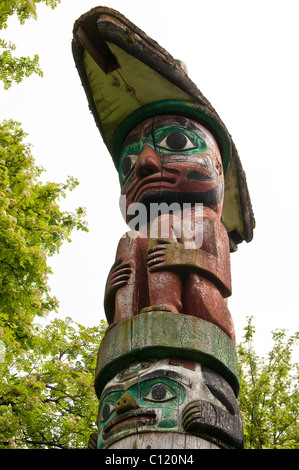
95,311 -> 239,398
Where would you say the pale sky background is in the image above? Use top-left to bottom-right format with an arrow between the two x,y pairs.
1,0 -> 299,358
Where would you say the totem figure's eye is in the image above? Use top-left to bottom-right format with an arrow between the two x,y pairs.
100,402 -> 114,422
121,154 -> 138,183
157,131 -> 196,151
144,383 -> 177,402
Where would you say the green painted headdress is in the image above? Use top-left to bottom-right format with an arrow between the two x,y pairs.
72,6 -> 254,250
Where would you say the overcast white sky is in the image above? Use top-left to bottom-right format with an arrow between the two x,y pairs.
1,0 -> 299,358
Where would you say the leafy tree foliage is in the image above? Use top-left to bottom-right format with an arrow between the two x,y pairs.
0,317 -> 106,449
0,119 -> 88,349
0,0 -> 61,88
237,317 -> 299,449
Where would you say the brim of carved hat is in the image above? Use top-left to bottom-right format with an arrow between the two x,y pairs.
72,6 -> 254,249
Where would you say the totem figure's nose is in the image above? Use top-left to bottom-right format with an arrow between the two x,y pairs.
136,145 -> 161,178
115,393 -> 139,415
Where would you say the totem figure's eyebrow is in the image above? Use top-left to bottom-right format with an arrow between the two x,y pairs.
122,125 -> 153,147
138,369 -> 192,388
99,384 -> 125,401
123,133 -> 140,147
152,117 -> 200,135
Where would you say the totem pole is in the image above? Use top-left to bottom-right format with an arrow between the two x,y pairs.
72,7 -> 254,450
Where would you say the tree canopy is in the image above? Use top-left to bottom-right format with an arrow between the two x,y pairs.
237,317 -> 299,449
0,317 -> 106,449
0,119 -> 88,350
0,0 -> 89,350
0,0 -> 61,89
0,116 -> 91,448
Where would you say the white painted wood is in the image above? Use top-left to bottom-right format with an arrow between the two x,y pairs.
108,432 -> 219,449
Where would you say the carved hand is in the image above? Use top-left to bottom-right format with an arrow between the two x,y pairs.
146,241 -> 191,272
104,258 -> 132,322
105,258 -> 132,291
146,241 -> 231,297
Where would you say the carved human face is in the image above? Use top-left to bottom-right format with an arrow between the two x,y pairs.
119,115 -> 224,218
96,359 -> 241,449
97,360 -> 187,449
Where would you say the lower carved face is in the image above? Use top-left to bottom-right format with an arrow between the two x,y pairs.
119,115 -> 224,217
96,359 -> 243,449
97,360 -> 187,448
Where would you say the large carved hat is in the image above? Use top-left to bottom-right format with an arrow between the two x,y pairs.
72,6 -> 254,250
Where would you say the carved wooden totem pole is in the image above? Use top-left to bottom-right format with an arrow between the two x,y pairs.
72,7 -> 254,450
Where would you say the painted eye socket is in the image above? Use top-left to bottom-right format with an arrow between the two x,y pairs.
121,154 -> 138,183
144,383 -> 177,402
100,402 -> 114,422
157,131 -> 196,151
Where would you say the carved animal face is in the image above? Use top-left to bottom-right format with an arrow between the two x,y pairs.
119,115 -> 224,218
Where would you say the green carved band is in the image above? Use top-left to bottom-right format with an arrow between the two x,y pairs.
111,100 -> 232,174
95,311 -> 239,398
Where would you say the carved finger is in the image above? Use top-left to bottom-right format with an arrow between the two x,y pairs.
111,267 -> 132,278
111,273 -> 131,284
147,256 -> 165,267
110,279 -> 129,289
112,263 -> 131,272
146,250 -> 166,261
148,262 -> 165,272
147,244 -> 167,255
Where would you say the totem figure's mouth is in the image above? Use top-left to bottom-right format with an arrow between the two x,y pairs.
102,409 -> 157,440
131,175 -> 178,203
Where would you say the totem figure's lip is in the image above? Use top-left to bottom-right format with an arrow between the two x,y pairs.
102,409 -> 157,440
162,155 -> 208,169
132,175 -> 178,202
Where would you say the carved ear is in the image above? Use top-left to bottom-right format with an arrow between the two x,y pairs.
182,398 -> 244,449
182,365 -> 244,449
72,6 -> 254,248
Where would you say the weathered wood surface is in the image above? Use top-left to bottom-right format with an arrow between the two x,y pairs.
108,432 -> 220,449
72,6 -> 255,247
95,311 -> 240,398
